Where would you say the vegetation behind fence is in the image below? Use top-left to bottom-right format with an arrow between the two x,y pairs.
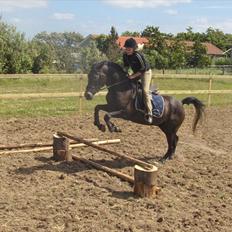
0,73 -> 231,117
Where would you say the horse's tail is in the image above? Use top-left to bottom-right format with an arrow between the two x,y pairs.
182,97 -> 205,133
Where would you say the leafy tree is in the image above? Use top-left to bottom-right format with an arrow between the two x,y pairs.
79,41 -> 107,73
30,41 -> 56,73
0,19 -> 32,73
95,34 -> 109,54
32,31 -> 83,72
143,26 -> 169,71
168,39 -> 187,68
106,26 -> 121,62
187,40 -> 210,67
121,31 -> 140,37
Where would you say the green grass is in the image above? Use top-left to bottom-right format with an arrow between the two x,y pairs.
0,96 -> 106,118
0,76 -> 83,93
153,67 -> 231,75
0,74 -> 231,117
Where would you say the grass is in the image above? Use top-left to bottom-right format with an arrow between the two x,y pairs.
0,76 -> 83,93
0,96 -> 106,118
0,74 -> 231,117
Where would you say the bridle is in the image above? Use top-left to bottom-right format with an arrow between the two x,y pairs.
99,79 -> 129,91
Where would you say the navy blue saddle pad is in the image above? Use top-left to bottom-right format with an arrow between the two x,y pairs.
135,93 -> 164,118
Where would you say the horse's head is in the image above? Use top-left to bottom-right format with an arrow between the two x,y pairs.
85,61 -> 108,100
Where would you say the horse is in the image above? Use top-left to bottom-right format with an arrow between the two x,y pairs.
84,61 -> 205,162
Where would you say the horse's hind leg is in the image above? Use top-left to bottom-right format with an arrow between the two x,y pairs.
159,132 -> 175,162
104,110 -> 123,132
94,104 -> 109,132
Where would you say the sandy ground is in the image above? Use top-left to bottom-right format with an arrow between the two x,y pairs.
0,106 -> 231,232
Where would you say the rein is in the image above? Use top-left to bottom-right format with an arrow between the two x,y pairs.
99,79 -> 129,91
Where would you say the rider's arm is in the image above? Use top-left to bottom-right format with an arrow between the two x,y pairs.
128,52 -> 147,79
128,72 -> 142,79
123,53 -> 130,72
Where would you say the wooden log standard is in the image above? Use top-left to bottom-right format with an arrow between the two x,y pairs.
57,131 -> 154,170
53,134 -> 72,161
134,165 -> 159,197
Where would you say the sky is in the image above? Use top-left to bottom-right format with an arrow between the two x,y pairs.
1,0 -> 232,38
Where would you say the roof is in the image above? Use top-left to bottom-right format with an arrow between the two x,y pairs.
116,36 -> 149,48
183,41 -> 224,56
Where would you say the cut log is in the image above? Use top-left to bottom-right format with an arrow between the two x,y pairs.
0,139 -> 121,155
57,131 -> 154,170
53,134 -> 72,161
134,165 -> 159,198
72,154 -> 134,184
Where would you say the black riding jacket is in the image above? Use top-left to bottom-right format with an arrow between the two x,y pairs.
123,51 -> 150,74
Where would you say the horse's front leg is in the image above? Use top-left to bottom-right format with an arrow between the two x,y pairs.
104,110 -> 123,133
94,104 -> 109,132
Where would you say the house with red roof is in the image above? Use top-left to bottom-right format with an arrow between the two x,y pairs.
116,36 -> 224,58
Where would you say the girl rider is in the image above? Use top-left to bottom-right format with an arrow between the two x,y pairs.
123,37 -> 153,124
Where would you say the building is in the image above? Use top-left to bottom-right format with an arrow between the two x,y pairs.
116,36 -> 224,58
116,36 -> 149,50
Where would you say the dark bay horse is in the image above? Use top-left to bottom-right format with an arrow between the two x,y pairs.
84,61 -> 205,162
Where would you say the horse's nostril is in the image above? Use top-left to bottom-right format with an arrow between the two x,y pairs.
85,91 -> 93,100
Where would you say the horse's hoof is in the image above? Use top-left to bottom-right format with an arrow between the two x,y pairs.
159,157 -> 166,163
115,127 -> 122,133
99,124 -> 106,132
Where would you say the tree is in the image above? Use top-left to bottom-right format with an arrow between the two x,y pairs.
30,41 -> 56,73
0,19 -> 32,73
143,26 -> 169,71
168,39 -> 187,68
187,40 -> 210,67
121,31 -> 140,37
32,31 -> 83,72
79,41 -> 107,73
106,26 -> 121,62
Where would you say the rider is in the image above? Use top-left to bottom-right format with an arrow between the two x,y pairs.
123,37 -> 153,124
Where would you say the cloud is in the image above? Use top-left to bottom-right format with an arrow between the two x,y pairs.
52,13 -> 75,20
190,17 -> 232,33
0,0 -> 47,11
103,0 -> 191,8
165,9 -> 178,15
11,17 -> 22,23
202,5 -> 232,9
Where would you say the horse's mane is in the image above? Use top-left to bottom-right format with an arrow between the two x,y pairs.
94,61 -> 126,75
107,61 -> 126,74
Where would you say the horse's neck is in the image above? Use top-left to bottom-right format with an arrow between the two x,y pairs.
105,68 -> 122,86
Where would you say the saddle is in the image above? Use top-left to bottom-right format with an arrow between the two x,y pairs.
133,82 -> 164,118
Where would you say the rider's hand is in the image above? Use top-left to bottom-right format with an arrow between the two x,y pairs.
128,75 -> 134,79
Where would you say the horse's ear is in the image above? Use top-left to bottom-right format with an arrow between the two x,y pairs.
102,63 -> 109,73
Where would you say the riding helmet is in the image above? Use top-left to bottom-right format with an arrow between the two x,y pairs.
124,38 -> 137,49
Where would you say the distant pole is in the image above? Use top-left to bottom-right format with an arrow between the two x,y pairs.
79,74 -> 83,117
207,77 -> 213,107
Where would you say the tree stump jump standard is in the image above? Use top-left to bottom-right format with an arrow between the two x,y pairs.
53,134 -> 72,161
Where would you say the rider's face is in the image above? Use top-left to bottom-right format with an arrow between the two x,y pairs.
125,47 -> 134,55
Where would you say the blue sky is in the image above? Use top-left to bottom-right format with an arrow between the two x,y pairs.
1,0 -> 232,38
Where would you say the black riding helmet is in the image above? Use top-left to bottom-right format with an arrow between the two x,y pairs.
124,38 -> 137,49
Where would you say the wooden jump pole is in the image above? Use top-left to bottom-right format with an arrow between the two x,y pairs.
72,154 -> 134,184
57,131 -> 154,169
0,139 -> 121,155
0,138 -> 98,150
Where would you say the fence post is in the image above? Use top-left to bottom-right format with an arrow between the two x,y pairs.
207,77 -> 213,107
79,74 -> 83,117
